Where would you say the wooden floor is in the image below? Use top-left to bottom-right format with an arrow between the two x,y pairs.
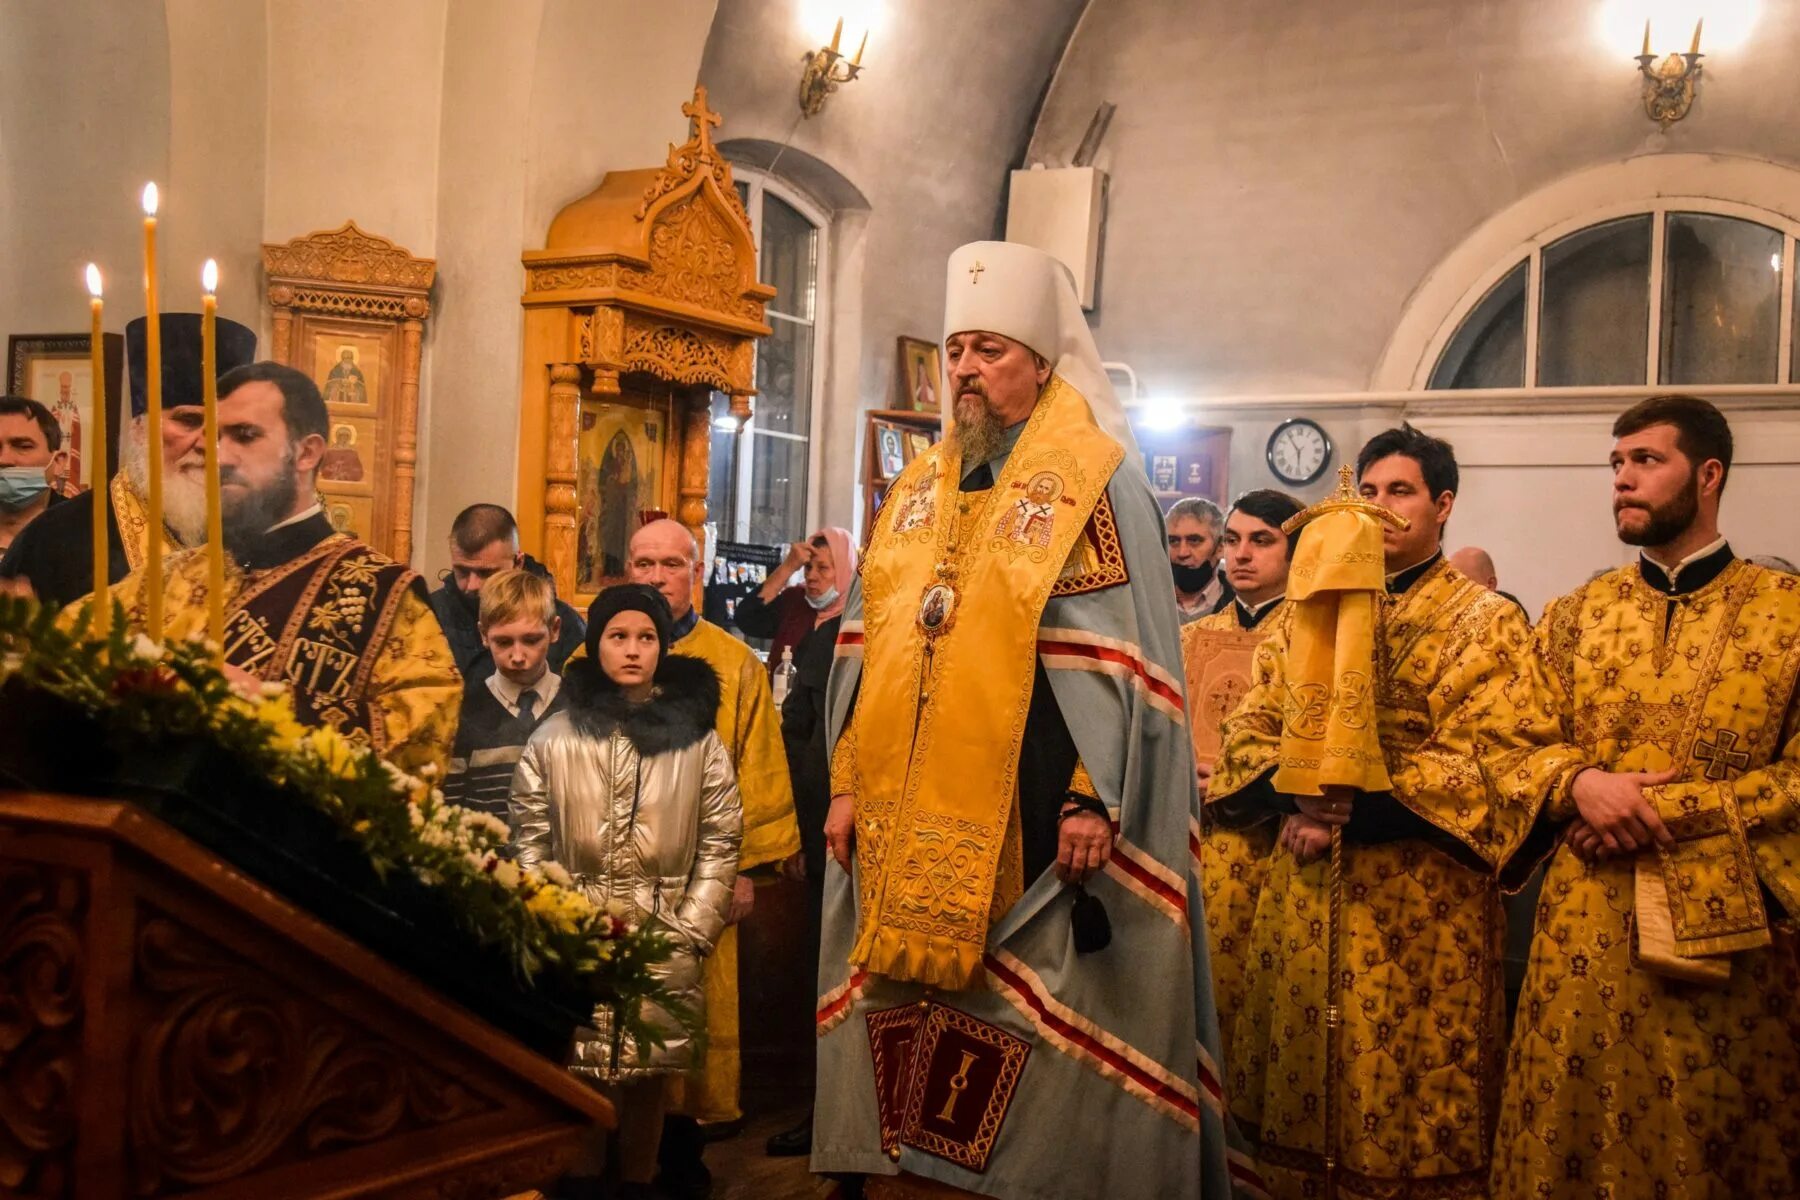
709,1087 -> 823,1200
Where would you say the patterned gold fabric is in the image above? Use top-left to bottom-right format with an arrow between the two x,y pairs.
85,534 -> 460,778
1492,560 -> 1800,1200
1212,560 -> 1577,1199
667,617 -> 800,1124
1188,604 -> 1285,1061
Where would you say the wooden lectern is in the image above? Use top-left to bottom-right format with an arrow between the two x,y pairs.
0,793 -> 611,1198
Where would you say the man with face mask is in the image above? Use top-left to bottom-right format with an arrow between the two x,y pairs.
81,361 -> 460,778
1166,495 -> 1232,622
1492,395 -> 1800,1199
0,315 -> 256,607
0,397 -> 69,554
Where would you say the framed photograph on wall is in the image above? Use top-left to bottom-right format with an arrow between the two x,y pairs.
874,421 -> 907,480
5,332 -> 126,494
896,336 -> 942,412
904,429 -> 932,462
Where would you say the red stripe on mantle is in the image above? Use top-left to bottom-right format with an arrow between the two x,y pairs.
1038,638 -> 1185,712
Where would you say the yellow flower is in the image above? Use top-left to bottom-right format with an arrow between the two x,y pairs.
305,724 -> 365,781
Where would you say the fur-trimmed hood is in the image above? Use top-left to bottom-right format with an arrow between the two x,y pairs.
561,652 -> 721,756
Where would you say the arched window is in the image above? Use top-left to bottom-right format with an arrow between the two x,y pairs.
1428,204 -> 1798,389
707,171 -> 828,543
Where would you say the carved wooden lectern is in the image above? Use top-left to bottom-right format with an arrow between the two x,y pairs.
516,87 -> 773,609
0,794 -> 609,1198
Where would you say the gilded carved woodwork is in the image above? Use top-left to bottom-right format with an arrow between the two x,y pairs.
0,795 -> 610,1199
263,222 -> 436,564
519,86 -> 773,603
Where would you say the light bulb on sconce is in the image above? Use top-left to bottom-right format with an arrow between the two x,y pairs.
798,1 -> 878,118
1598,2 -> 1762,127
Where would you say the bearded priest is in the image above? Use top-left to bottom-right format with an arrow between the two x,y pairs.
1208,425 -> 1581,1199
80,361 -> 460,778
1492,395 -> 1800,1199
812,241 -> 1257,1199
0,314 -> 257,606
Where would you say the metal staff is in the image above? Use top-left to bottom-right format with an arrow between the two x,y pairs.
1279,466 -> 1408,1200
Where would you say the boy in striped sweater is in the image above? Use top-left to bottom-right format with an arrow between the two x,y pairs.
443,568 -> 566,818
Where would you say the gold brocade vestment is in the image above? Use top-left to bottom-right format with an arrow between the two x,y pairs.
1211,559 -> 1577,1200
1187,602 -> 1287,1060
1492,558 -> 1800,1200
667,617 -> 800,1125
85,522 -> 460,779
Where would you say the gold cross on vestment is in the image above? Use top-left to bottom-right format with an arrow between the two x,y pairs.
1695,728 -> 1751,781
968,261 -> 985,283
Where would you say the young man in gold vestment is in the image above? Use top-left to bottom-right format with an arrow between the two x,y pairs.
1184,488 -> 1303,1061
1210,426 -> 1580,1200
1491,396 -> 1800,1200
82,362 -> 460,779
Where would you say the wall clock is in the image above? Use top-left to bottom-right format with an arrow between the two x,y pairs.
1265,417 -> 1332,486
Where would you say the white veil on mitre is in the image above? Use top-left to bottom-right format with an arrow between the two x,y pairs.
941,239 -> 1143,467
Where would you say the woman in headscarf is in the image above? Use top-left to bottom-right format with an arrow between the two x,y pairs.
511,583 -> 743,1200
729,526 -> 857,675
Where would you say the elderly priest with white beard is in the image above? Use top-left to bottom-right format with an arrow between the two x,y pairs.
813,241 -> 1260,1199
0,314 -> 257,607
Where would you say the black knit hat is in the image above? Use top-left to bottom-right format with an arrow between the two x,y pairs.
125,313 -> 257,417
584,583 -> 673,663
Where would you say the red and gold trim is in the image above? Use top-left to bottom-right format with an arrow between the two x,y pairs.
1228,1148 -> 1273,1199
985,949 -> 1201,1131
835,619 -> 865,659
1038,626 -> 1185,723
816,968 -> 870,1036
1104,836 -> 1189,931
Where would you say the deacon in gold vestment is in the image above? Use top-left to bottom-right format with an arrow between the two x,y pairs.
1492,397 -> 1800,1200
627,518 -> 801,1143
1210,428 -> 1580,1200
79,362 -> 459,779
1184,488 -> 1303,1059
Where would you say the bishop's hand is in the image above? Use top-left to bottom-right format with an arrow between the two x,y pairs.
825,792 -> 856,873
1280,813 -> 1333,864
1055,809 -> 1114,885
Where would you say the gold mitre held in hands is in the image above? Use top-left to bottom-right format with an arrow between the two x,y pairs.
1272,465 -> 1409,797
943,240 -> 1139,455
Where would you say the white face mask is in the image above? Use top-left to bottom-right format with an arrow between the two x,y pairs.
805,586 -> 840,611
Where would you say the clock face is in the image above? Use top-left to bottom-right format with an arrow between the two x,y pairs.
1267,419 -> 1331,486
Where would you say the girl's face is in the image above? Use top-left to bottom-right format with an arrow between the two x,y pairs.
599,609 -> 661,697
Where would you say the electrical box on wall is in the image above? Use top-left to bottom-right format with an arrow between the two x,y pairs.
1006,166 -> 1106,310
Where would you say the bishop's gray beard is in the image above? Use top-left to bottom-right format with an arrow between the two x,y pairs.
947,390 -> 1004,470
122,424 -> 208,547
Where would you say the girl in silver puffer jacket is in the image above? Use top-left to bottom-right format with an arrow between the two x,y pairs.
511,584 -> 742,1198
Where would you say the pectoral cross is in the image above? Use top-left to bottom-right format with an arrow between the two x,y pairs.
1694,728 -> 1751,781
968,260 -> 985,284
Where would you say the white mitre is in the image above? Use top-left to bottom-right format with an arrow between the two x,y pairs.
942,240 -> 1142,462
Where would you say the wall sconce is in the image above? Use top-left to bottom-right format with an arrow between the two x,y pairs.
1636,18 -> 1704,126
798,16 -> 868,118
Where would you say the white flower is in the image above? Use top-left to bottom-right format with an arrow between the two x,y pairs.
419,763 -> 439,780
605,899 -> 633,920
492,860 -> 521,889
468,812 -> 510,841
259,681 -> 287,698
539,861 -> 574,888
408,805 -> 425,829
129,634 -> 161,662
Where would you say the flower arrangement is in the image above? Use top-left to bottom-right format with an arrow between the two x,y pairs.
0,595 -> 674,1051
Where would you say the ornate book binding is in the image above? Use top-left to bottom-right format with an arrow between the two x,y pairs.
866,1001 -> 1031,1174
1183,627 -> 1265,769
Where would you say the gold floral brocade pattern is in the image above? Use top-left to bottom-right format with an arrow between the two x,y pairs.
1492,561 -> 1800,1200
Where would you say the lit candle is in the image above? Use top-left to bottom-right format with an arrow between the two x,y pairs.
1690,18 -> 1703,56
85,264 -> 108,639
201,260 -> 224,652
141,183 -> 163,643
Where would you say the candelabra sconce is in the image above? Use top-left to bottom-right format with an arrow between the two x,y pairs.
1636,18 -> 1704,127
798,17 -> 867,118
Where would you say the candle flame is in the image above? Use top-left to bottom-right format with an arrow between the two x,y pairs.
142,182 -> 159,216
202,259 -> 219,294
85,263 -> 103,298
